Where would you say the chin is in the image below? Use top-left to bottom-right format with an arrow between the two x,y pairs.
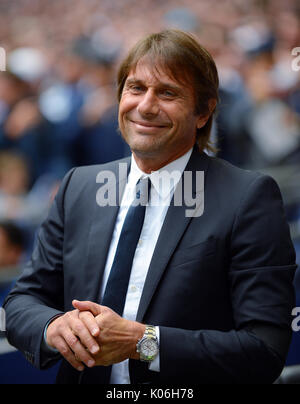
125,134 -> 161,151
130,140 -> 165,157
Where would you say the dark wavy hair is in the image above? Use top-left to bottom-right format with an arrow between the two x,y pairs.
117,29 -> 219,153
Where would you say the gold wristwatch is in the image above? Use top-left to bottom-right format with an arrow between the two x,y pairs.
136,325 -> 159,362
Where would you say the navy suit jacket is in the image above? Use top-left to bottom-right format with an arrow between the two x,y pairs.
4,148 -> 297,384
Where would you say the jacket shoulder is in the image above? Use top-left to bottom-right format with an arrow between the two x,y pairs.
73,156 -> 130,179
206,155 -> 269,189
65,156 -> 130,188
204,154 -> 284,208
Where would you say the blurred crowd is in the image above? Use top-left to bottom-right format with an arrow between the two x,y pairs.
0,0 -> 299,297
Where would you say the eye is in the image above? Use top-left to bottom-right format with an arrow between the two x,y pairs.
161,89 -> 176,98
128,84 -> 144,94
132,86 -> 143,92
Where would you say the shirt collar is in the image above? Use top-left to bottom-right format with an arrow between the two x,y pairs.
128,148 -> 193,200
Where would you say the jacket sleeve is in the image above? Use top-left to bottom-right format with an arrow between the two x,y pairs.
158,174 -> 297,384
3,168 -> 76,369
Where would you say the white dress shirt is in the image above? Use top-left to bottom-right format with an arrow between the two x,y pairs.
100,148 -> 193,384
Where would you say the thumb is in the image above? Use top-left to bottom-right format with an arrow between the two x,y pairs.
72,300 -> 102,316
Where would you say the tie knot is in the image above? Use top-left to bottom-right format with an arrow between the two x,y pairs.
135,177 -> 151,206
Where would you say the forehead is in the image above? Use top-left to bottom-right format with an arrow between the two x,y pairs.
126,59 -> 190,89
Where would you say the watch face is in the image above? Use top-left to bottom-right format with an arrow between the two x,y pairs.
141,339 -> 158,358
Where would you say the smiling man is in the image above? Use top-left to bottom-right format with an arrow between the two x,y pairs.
118,63 -> 211,171
3,30 -> 297,384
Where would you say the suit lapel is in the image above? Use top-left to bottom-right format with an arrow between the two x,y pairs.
84,159 -> 130,302
136,149 -> 210,322
83,150 -> 210,313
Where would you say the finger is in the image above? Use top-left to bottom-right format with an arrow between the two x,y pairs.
63,311 -> 100,355
62,328 -> 96,368
72,300 -> 102,316
69,317 -> 100,355
54,336 -> 85,372
78,311 -> 100,339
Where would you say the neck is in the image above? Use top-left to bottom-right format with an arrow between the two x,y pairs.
132,147 -> 194,173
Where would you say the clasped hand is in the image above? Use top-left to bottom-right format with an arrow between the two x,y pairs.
46,300 -> 145,371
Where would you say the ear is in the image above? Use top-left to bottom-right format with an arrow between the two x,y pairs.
196,98 -> 217,129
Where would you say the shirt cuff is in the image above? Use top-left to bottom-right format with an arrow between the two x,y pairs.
42,315 -> 62,355
148,326 -> 160,372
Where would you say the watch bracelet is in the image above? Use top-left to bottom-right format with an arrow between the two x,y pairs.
136,324 -> 158,361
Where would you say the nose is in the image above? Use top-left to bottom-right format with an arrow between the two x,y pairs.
137,89 -> 159,117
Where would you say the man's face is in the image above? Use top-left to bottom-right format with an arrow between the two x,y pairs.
118,60 -> 206,165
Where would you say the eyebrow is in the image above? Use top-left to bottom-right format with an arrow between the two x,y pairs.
125,77 -> 183,93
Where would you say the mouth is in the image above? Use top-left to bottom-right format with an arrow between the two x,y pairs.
130,119 -> 170,130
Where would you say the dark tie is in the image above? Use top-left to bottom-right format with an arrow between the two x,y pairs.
101,177 -> 150,315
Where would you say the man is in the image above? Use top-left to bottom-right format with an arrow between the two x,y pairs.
4,30 -> 297,384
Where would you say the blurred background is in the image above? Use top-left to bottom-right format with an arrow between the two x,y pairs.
0,0 -> 299,383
